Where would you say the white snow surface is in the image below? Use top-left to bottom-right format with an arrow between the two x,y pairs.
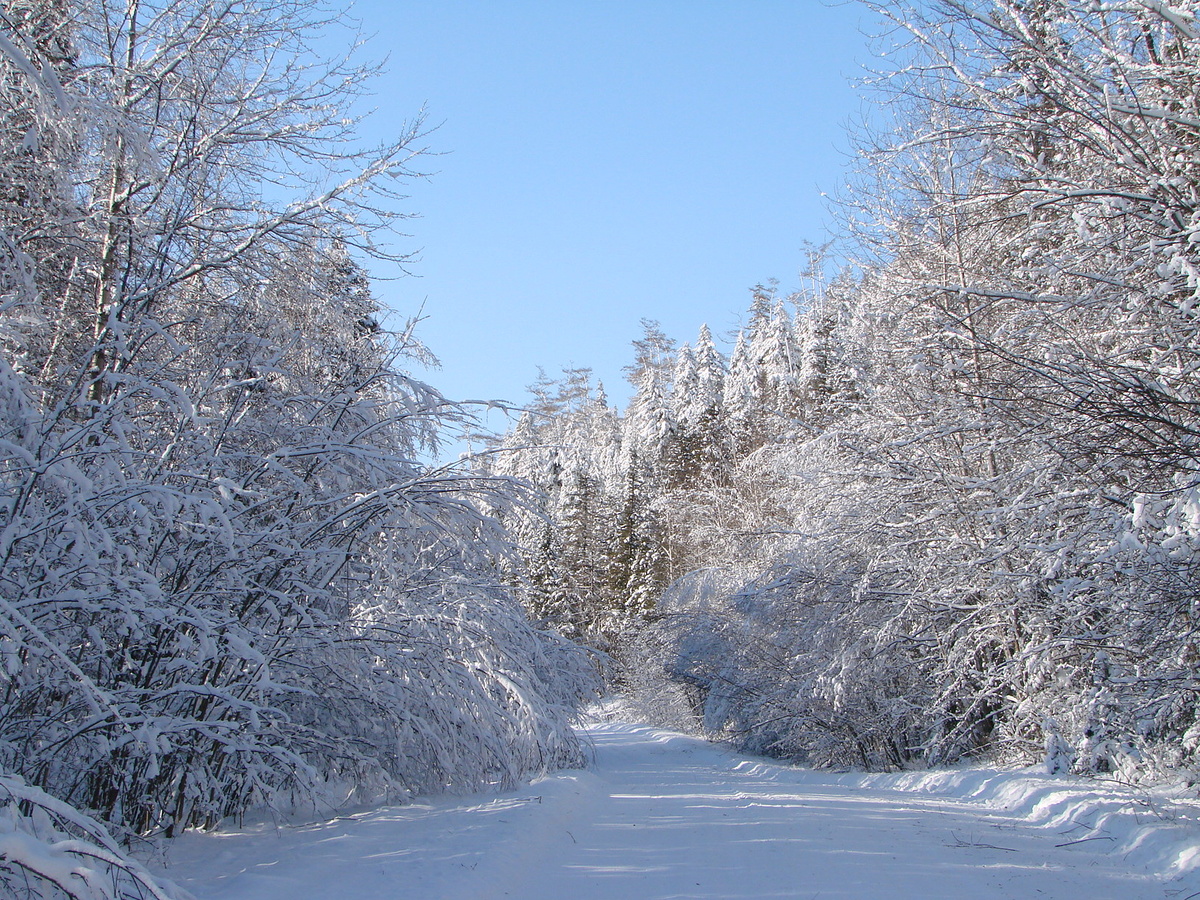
158,720 -> 1200,899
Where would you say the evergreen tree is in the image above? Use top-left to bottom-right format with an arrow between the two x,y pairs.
607,454 -> 667,624
722,330 -> 759,454
670,342 -> 698,425
748,298 -> 804,429
557,465 -> 617,630
691,324 -> 727,420
624,361 -> 675,467
664,325 -> 730,492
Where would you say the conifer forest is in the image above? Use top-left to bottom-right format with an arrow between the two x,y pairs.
2,1 -> 1200,897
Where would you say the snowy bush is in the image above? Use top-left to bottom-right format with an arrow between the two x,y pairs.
0,774 -> 180,900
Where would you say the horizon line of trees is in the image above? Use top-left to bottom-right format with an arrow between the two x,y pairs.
482,279 -> 858,638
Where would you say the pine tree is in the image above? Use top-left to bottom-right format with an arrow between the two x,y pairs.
624,361 -> 675,467
670,342 -> 698,425
748,299 -> 804,428
606,454 -> 667,625
664,325 -> 730,491
692,324 -> 726,419
722,330 -> 759,455
557,465 -> 617,631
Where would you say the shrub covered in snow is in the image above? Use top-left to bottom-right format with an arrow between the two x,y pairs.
0,775 -> 180,900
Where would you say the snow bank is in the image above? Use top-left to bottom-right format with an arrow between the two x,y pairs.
719,751 -> 1200,883
593,713 -> 1200,885
855,767 -> 1200,880
0,774 -> 186,900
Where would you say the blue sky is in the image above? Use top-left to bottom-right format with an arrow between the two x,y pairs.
347,1 -> 879,440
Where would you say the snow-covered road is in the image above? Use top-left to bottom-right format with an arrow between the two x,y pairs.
161,722 -> 1198,899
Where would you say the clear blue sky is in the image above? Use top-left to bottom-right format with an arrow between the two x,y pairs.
346,1 -> 879,440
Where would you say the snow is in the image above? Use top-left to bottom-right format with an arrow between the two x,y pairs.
158,720 -> 1200,899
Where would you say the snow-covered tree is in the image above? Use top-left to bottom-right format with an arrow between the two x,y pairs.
622,317 -> 677,391
0,0 -> 599,854
646,0 -> 1200,776
624,361 -> 675,467
722,329 -> 758,453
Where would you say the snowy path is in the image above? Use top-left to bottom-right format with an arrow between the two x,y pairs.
161,722 -> 1196,899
